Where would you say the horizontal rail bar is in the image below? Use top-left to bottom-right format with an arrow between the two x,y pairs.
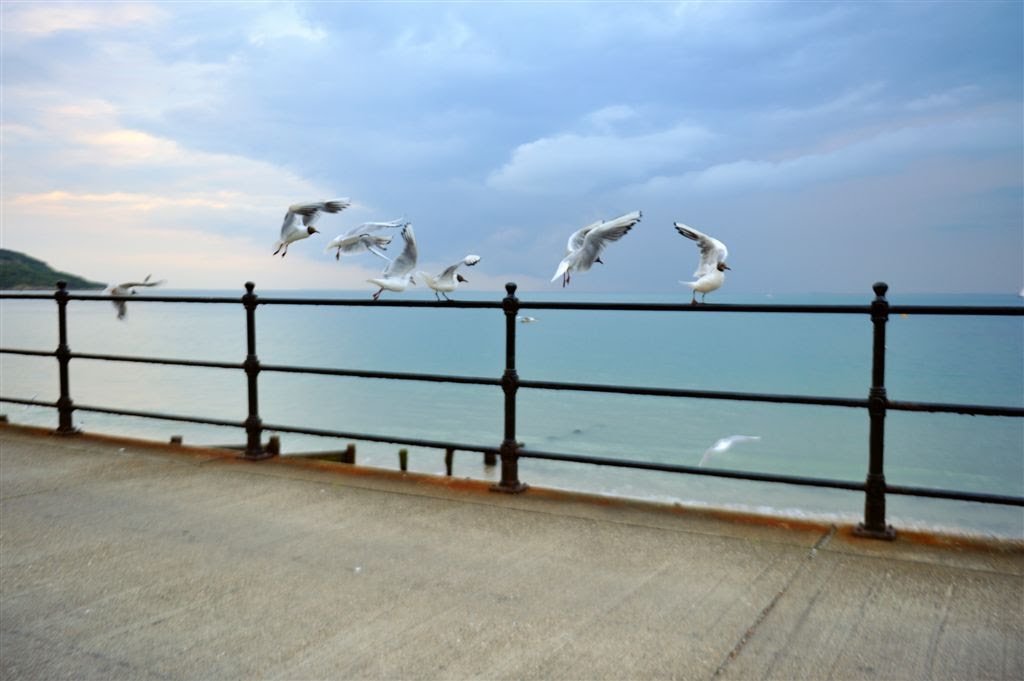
518,378 -> 869,408
884,484 -> 1024,506
0,396 -> 57,408
74,403 -> 245,429
0,347 -> 55,358
517,448 -> 1024,506
518,301 -> 874,314
65,294 -> 242,304
255,297 -> 502,309
0,293 -> 54,300
259,363 -> 501,386
70,352 -> 243,371
261,422 -> 500,455
888,400 -> 1024,417
515,447 -> 866,491
889,305 -> 1024,316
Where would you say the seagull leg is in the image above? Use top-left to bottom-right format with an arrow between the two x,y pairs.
335,250 -> 340,261
434,291 -> 441,302
372,288 -> 383,301
272,244 -> 282,256
690,292 -> 698,305
442,292 -> 452,302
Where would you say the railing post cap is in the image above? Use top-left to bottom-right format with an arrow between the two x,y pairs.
244,282 -> 256,294
505,282 -> 517,296
872,282 -> 889,297
56,281 -> 67,291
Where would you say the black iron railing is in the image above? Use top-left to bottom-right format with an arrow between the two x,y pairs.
2,281 -> 1022,540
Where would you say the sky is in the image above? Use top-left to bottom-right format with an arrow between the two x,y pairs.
1,0 -> 1022,295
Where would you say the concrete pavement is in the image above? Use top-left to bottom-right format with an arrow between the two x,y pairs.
1,425 -> 1021,680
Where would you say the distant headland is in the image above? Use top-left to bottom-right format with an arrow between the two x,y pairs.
0,249 -> 106,290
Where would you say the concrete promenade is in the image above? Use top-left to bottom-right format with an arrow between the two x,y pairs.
1,425 -> 1022,680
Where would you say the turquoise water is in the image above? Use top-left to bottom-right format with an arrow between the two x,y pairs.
2,289 -> 1022,537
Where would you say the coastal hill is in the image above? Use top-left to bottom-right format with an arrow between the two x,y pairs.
0,249 -> 106,290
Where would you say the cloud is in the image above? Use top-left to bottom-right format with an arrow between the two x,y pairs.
633,106 -> 1022,197
1,1 -> 165,37
585,105 -> 638,132
247,2 -> 326,46
488,118 -> 713,195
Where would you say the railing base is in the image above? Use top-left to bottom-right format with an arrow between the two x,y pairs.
52,428 -> 81,437
241,450 -> 276,461
490,482 -> 529,494
853,522 -> 896,540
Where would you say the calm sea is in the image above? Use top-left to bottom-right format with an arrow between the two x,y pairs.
2,289 -> 1022,537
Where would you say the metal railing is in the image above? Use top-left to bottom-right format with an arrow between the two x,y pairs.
2,280 -> 1022,540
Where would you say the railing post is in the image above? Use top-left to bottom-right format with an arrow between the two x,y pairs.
53,281 -> 78,435
242,282 -> 271,460
855,282 -> 896,539
492,282 -> 527,493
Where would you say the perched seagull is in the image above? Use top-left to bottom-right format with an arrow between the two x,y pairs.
110,274 -> 165,320
552,210 -> 642,287
368,223 -> 418,300
419,255 -> 481,301
272,199 -> 350,257
324,219 -> 405,261
698,435 -> 761,467
517,316 -> 538,324
674,222 -> 730,304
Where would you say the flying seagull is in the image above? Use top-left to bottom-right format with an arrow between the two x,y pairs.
324,219 -> 405,261
674,222 -> 730,304
110,274 -> 165,320
368,223 -> 418,301
552,210 -> 642,287
698,435 -> 761,467
272,199 -> 350,257
419,255 -> 481,301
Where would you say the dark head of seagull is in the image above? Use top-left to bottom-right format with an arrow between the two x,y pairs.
717,261 -> 731,272
306,226 -> 320,235
456,274 -> 468,284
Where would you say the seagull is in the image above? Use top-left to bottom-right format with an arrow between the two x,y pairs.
517,316 -> 538,324
674,222 -> 730,304
272,199 -> 350,257
419,255 -> 481,301
324,219 -> 405,261
368,223 -> 418,300
552,210 -> 642,287
110,274 -> 165,320
698,435 -> 761,467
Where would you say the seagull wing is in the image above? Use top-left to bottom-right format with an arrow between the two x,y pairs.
347,219 -> 404,236
279,208 -> 302,239
383,224 -> 418,277
674,222 -> 728,278
567,220 -> 602,255
576,210 -> 642,264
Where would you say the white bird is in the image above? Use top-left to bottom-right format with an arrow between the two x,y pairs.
517,316 -> 538,324
698,435 -> 761,467
110,274 -> 165,320
419,255 -> 481,301
674,222 -> 730,304
272,199 -> 350,257
552,210 -> 642,287
368,223 -> 418,300
324,219 -> 405,261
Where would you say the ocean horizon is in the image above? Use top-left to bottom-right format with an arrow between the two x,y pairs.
2,289 -> 1022,538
